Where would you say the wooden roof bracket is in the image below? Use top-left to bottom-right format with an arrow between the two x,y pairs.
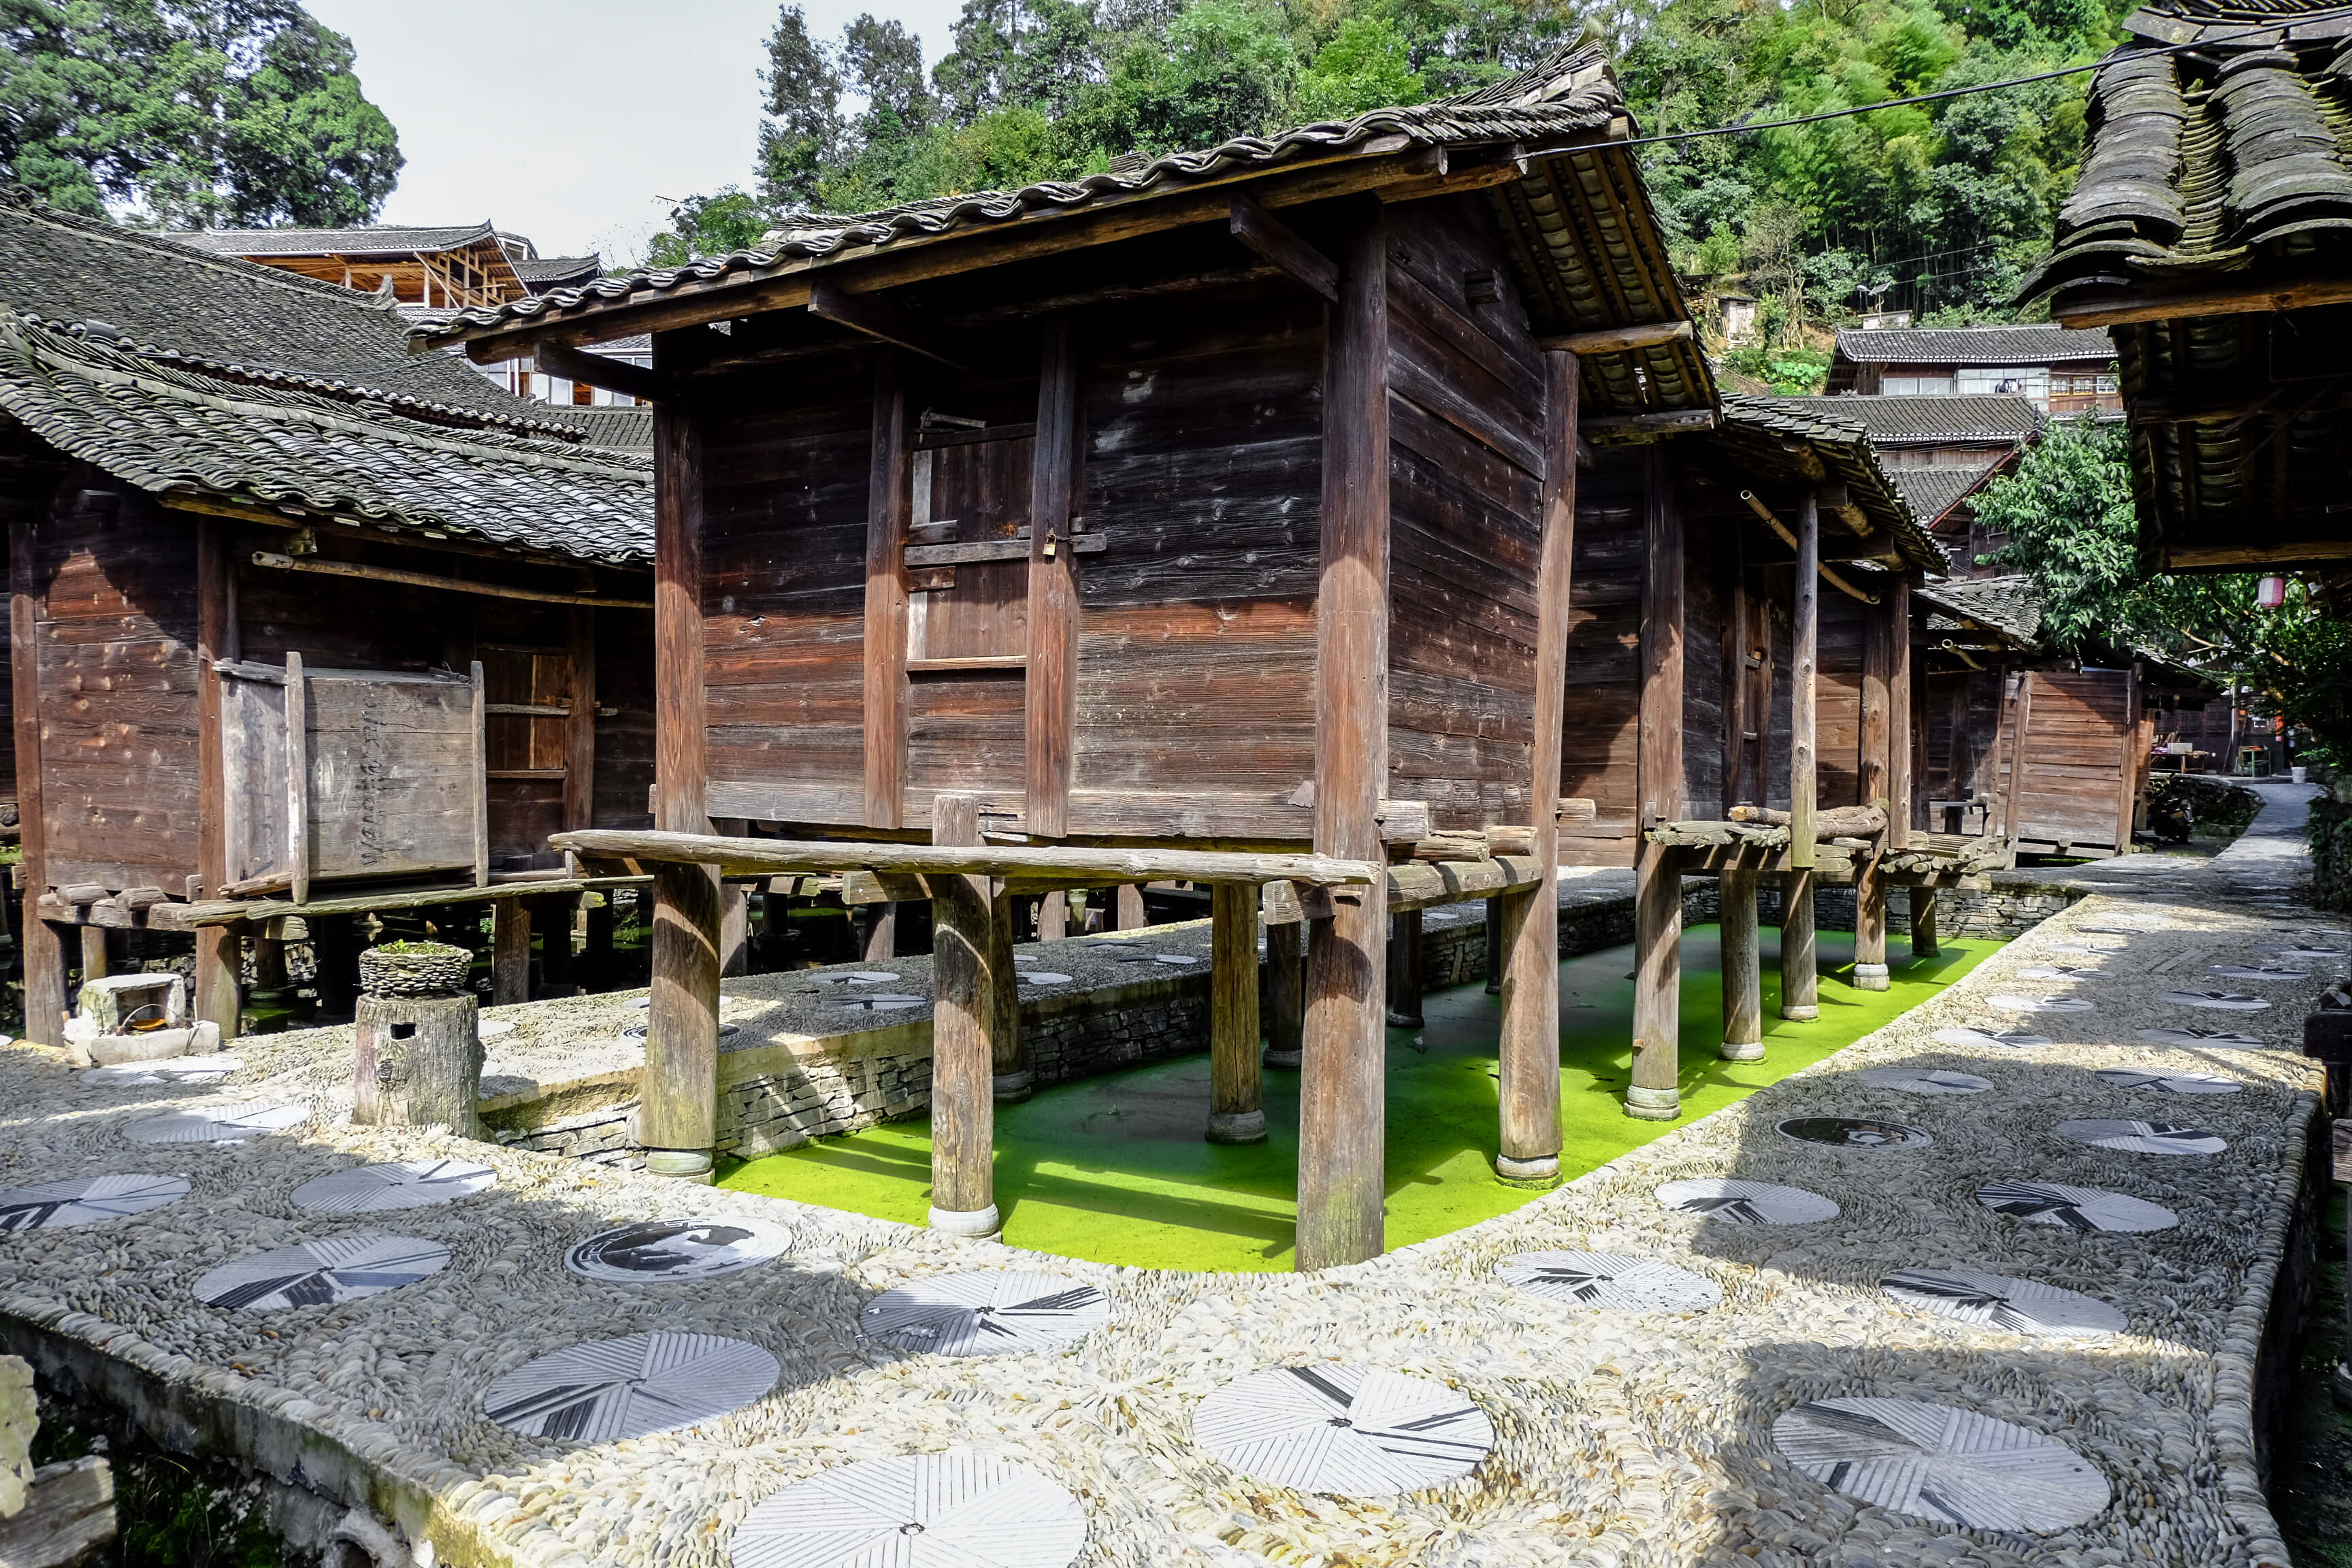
808,280 -> 968,369
1227,193 -> 1337,301
535,340 -> 670,404
1738,489 -> 1881,604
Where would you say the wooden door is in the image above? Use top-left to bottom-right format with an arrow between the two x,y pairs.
483,642 -> 570,868
903,429 -> 1030,816
2011,668 -> 2134,853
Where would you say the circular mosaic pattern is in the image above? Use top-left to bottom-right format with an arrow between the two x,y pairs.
1018,971 -> 1075,985
2160,990 -> 2270,1012
804,972 -> 902,986
1654,1178 -> 1839,1226
2078,922 -> 2163,936
290,1160 -> 497,1214
1882,1267 -> 2125,1339
2263,945 -> 2347,961
1193,1365 -> 1494,1496
2047,942 -> 2124,956
0,1175 -> 189,1232
1976,1181 -> 2178,1233
565,1217 -> 792,1284
2055,1119 -> 2227,1156
2135,1026 -> 2265,1047
193,1234 -> 450,1311
123,1102 -> 305,1144
836,996 -> 926,1013
1110,951 -> 1196,966
859,1270 -> 1109,1357
1495,1251 -> 1722,1313
1856,1068 -> 1992,1095
2209,964 -> 2308,981
1988,994 -> 2095,1013
1772,1398 -> 2111,1531
80,1056 -> 242,1088
1933,1026 -> 2053,1051
621,1022 -> 741,1041
483,1333 -> 780,1441
730,1450 -> 1088,1568
2016,965 -> 2103,981
2095,1067 -> 2242,1096
1777,1116 -> 1933,1149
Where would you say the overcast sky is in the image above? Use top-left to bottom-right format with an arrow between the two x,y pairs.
304,0 -> 963,265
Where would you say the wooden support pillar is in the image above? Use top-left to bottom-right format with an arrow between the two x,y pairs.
309,913 -> 358,1019
1207,882 -> 1267,1143
538,894 -> 581,994
1264,913 -> 1304,1068
1498,345 -> 1577,1179
647,387 -> 720,1181
1385,909 -> 1424,1028
1115,883 -> 1147,930
1025,320 -> 1081,837
491,900 -> 532,1007
1298,198 -> 1390,1271
250,934 -> 287,994
863,353 -> 911,831
1483,897 -> 1503,994
1037,890 -> 1068,941
1910,886 -> 1940,958
355,992 -> 483,1137
990,881 -> 1028,1102
1782,489 -> 1821,1022
585,896 -> 615,981
864,901 -> 898,960
563,606 -> 597,833
78,925 -> 107,983
928,794 -> 999,1235
1628,444 -> 1683,1122
720,884 -> 750,977
191,512 -> 238,1041
1720,869 -> 1764,1060
1853,580 -> 1893,992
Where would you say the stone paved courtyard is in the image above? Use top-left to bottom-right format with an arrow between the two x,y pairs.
0,781 -> 2335,1568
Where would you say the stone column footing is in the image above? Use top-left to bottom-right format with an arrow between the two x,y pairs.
644,1149 -> 715,1182
1262,1049 -> 1303,1070
992,1071 -> 1032,1104
1624,1085 -> 1680,1122
1720,1039 -> 1766,1062
929,1204 -> 1002,1237
1494,1153 -> 1559,1183
1852,963 -> 1890,992
1780,1005 -> 1820,1022
1205,1111 -> 1268,1145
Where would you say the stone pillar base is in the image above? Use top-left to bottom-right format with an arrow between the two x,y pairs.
993,1071 -> 1032,1104
1852,963 -> 1890,992
1494,1153 -> 1559,1184
1262,1049 -> 1303,1070
1205,1110 -> 1267,1145
1623,1084 -> 1680,1122
1780,1004 -> 1819,1022
644,1149 -> 715,1184
1720,1039 -> 1766,1062
929,1203 -> 1002,1237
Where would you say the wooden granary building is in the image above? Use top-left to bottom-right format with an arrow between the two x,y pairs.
424,44 -> 1965,1268
0,193 -> 657,1046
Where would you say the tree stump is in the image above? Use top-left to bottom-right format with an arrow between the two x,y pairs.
353,943 -> 483,1137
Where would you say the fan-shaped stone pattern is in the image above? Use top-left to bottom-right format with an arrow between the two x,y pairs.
1777,1117 -> 1933,1149
1654,1178 -> 1839,1226
483,1333 -> 780,1442
2161,990 -> 2270,1012
1881,1267 -> 2127,1339
1977,1180 -> 2178,1233
2136,1026 -> 2264,1047
81,1057 -> 241,1088
290,1160 -> 495,1214
193,1235 -> 450,1311
730,1450 -> 1088,1568
859,1270 -> 1109,1358
1193,1365 -> 1495,1497
1773,1398 -> 2112,1531
1989,994 -> 2095,1013
1935,1026 -> 2054,1050
1495,1252 -> 1722,1313
2055,1119 -> 2227,1156
2097,1067 -> 2242,1096
566,1218 -> 791,1284
2210,964 -> 2308,981
1857,1068 -> 1993,1095
0,1175 -> 189,1232
123,1102 -> 305,1144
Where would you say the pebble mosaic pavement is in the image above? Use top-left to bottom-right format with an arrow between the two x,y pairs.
0,781 -> 2333,1567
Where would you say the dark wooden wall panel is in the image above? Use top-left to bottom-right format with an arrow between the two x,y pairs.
1558,449 -> 1644,862
1816,594 -> 1867,808
1680,509 -> 1727,821
593,606 -> 656,830
2016,668 -> 2132,849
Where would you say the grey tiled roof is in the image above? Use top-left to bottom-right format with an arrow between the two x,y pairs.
514,254 -> 604,289
1891,467 -> 1994,527
1914,574 -> 2044,643
415,44 -> 1718,419
2021,0 -> 2352,307
1710,395 -> 1947,573
1776,393 -> 2044,443
0,312 -> 651,564
1833,325 -> 2116,364
165,222 -> 500,257
0,195 -> 644,446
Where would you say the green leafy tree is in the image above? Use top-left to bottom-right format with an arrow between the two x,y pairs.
757,3 -> 844,210
1297,14 -> 1426,118
0,0 -> 400,227
642,187 -> 772,267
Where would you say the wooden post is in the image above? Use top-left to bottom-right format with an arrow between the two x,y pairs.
584,895 -> 615,981
1889,574 -> 1914,853
1997,672 -> 2033,862
1627,444 -> 1684,1122
1498,346 -> 1578,1177
564,607 -> 597,832
1298,199 -> 1390,1271
1115,883 -> 1146,930
78,926 -> 107,982
990,880 -> 1028,1102
2115,661 -> 2144,852
354,993 -> 483,1137
1782,489 -> 1821,1022
1264,913 -> 1304,1068
1722,552 -> 1749,813
1385,909 -> 1424,1028
307,913 -> 355,1018
538,894 -> 579,993
648,387 -> 719,1181
1026,319 -> 1081,838
863,353 -> 911,831
1720,868 -> 1763,1060
1910,886 -> 1940,958
1853,579 -> 1893,992
864,901 -> 898,960
1037,890 -> 1067,941
1207,882 -> 1267,1143
491,900 -> 532,1006
720,883 -> 750,977
928,794 -> 999,1235
191,514 -> 238,1041
250,932 -> 287,994
1483,896 -> 1502,994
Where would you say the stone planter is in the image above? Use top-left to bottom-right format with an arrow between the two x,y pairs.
358,943 -> 473,998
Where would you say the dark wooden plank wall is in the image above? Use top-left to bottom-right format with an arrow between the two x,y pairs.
1073,290 -> 1324,819
1680,508 -> 1728,823
698,368 -> 875,823
1816,593 -> 1867,808
593,606 -> 656,830
0,493 -> 22,808
2014,668 -> 2132,849
1558,447 -> 1644,861
34,481 -> 201,894
1924,668 -> 2007,802
1384,199 -> 1545,832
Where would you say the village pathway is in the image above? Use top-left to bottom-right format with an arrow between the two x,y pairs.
0,789 -> 2336,1568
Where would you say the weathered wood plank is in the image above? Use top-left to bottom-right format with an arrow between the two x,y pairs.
1026,321 -> 1081,838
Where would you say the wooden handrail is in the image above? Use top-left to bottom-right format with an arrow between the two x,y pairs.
551,828 -> 1379,887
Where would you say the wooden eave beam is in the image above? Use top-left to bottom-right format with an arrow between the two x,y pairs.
535,340 -> 670,403
439,139 -> 1605,363
2052,272 -> 2352,328
808,278 -> 968,368
1581,407 -> 1718,439
1537,319 -> 1693,355
552,828 -> 1379,887
2161,538 -> 2352,569
1227,193 -> 1337,301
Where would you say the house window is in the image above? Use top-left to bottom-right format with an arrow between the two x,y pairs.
1881,374 -> 1954,395
1957,365 -> 2049,406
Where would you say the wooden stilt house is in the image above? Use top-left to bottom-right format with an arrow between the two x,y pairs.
0,199 -> 657,1045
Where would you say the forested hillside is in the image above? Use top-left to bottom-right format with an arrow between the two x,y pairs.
647,0 -> 2129,331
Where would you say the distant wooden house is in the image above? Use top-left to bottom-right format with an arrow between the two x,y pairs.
2019,0 -> 2352,571
169,221 -> 529,308
1825,323 -> 2121,416
1776,395 -> 2042,577
0,194 -> 657,1047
